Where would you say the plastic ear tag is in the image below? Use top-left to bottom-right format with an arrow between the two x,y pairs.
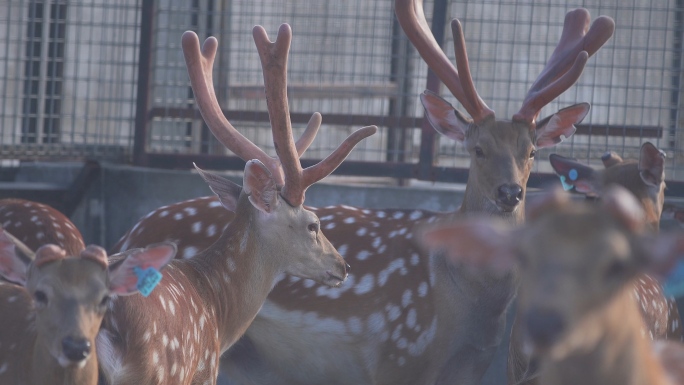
664,260 -> 684,298
559,175 -> 574,191
134,266 -> 163,297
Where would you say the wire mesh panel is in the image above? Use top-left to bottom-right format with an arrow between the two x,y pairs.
0,0 -> 139,161
429,1 -> 683,179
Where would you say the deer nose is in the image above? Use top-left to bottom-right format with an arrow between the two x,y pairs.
345,263 -> 351,272
62,336 -> 91,362
525,307 -> 565,349
496,184 -> 523,208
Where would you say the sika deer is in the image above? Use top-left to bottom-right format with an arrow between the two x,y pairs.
97,25 -> 374,385
423,187 -> 684,385
0,199 -> 85,283
110,5 -> 614,385
0,228 -> 176,385
504,143 -> 682,385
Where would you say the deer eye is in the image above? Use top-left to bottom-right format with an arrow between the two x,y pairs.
529,150 -> 536,159
308,223 -> 319,233
34,290 -> 48,306
604,259 -> 629,279
474,146 -> 485,158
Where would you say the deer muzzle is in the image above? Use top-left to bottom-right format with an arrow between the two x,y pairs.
61,336 -> 91,364
496,183 -> 524,210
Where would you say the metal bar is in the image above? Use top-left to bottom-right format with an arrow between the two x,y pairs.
148,107 -> 663,138
671,0 -> 684,148
416,0 -> 449,180
132,0 -> 155,166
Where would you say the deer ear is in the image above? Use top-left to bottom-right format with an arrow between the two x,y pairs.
535,103 -> 589,148
421,219 -> 515,275
108,242 -> 177,296
194,163 -> 241,213
420,90 -> 471,142
0,228 -> 28,285
548,154 -> 598,195
639,142 -> 665,187
243,159 -> 279,213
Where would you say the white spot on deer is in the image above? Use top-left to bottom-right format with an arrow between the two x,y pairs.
143,331 -> 151,342
368,311 -> 386,334
393,211 -> 405,219
169,300 -> 176,315
162,334 -> 169,347
418,281 -> 428,297
337,244 -> 348,256
192,221 -> 202,233
398,356 -> 406,366
289,276 -> 301,283
341,205 -> 358,211
8,296 -> 17,303
303,279 -> 315,288
30,215 -> 38,222
356,250 -> 371,260
14,222 -> 21,227
376,211 -> 386,218
319,215 -> 334,221
354,274 -> 375,295
397,337 -> 408,349
343,217 -> 356,224
325,222 -> 336,230
355,227 -> 368,236
409,211 -> 423,220
171,362 -> 177,376
408,317 -> 438,356
378,244 -> 387,254
182,246 -> 198,259
56,232 -> 64,239
173,213 -> 184,220
199,314 -> 206,329
406,308 -> 417,329
402,290 -> 413,308
372,237 -> 382,249
206,224 -> 217,237
392,324 -> 404,341
386,303 -> 401,322
159,210 -> 169,217
0,362 -> 8,374
184,207 -> 197,216
36,232 -> 44,240
156,366 -> 165,383
378,258 -> 406,286
158,295 -> 167,311
2,211 -> 12,217
152,350 -> 159,364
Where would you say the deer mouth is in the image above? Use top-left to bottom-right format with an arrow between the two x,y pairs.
324,270 -> 347,287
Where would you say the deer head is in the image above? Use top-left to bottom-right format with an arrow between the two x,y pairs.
182,24 -> 376,285
395,0 -> 614,220
0,228 -> 176,382
550,142 -> 666,231
422,187 -> 684,356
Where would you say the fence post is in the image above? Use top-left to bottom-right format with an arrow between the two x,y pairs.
416,0 -> 448,181
133,0 -> 155,166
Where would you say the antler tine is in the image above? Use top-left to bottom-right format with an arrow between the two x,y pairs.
513,9 -> 615,124
395,0 -> 493,123
451,19 -> 494,122
301,125 -> 378,191
295,112 -> 322,157
253,24 -> 305,206
181,31 -> 282,184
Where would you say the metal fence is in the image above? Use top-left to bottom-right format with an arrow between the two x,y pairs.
1,0 -> 683,193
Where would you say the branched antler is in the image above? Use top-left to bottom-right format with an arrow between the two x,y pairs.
182,26 -> 376,207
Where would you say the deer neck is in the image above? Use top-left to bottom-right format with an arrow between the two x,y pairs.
30,333 -> 99,385
186,202 -> 284,353
541,285 -> 672,385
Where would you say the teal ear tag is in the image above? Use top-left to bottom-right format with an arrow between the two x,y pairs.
134,266 -> 163,297
568,168 -> 578,181
664,260 -> 684,298
559,175 -> 574,191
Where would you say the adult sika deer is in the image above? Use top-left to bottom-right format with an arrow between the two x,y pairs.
0,228 -> 176,385
111,4 -> 614,385
97,25 -> 374,385
423,187 -> 684,385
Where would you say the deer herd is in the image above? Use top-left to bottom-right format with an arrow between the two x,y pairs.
0,1 -> 683,384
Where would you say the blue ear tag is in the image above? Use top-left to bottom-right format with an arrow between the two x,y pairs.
664,260 -> 684,298
133,266 -> 163,297
568,168 -> 578,181
559,175 -> 574,191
